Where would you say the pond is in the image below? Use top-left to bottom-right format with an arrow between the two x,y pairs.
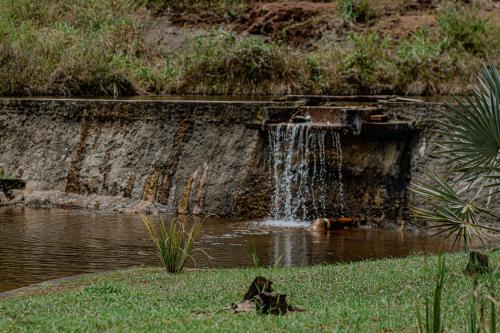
0,207 -> 453,293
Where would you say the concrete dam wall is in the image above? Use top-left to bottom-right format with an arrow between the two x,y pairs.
0,97 -> 447,228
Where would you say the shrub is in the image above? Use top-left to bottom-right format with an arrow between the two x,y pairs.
339,32 -> 398,93
174,31 -> 306,95
437,3 -> 498,56
0,0 -> 146,96
395,29 -> 455,95
339,0 -> 410,22
141,214 -> 201,273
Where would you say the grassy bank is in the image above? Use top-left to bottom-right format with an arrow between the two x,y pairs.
0,0 -> 499,97
1,252 -> 498,332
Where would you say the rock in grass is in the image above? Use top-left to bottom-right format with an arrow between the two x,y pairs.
465,251 -> 490,274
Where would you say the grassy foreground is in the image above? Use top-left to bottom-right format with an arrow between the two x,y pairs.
1,252 -> 498,332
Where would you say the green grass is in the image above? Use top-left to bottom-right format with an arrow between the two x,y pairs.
1,252 -> 498,332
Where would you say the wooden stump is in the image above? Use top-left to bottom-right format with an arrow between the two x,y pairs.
243,276 -> 273,300
231,276 -> 304,315
255,292 -> 289,315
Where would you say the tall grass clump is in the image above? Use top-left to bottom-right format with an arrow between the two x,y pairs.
173,30 -> 306,95
418,257 -> 499,333
0,0 -> 147,96
339,0 -> 410,22
437,3 -> 498,57
339,32 -> 398,94
248,243 -> 261,267
418,256 -> 446,333
140,214 -> 201,273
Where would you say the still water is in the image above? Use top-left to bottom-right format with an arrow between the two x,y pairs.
0,207 -> 452,293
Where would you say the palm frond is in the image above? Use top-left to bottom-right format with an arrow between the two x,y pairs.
410,173 -> 499,251
436,64 -> 500,180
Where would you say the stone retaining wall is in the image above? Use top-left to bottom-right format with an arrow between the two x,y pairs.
0,97 -> 465,228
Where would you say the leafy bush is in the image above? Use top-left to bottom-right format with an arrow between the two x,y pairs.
141,214 -> 201,273
340,32 -> 398,93
175,31 -> 306,95
0,0 -> 145,96
437,4 -> 498,56
396,29 -> 449,95
339,0 -> 410,22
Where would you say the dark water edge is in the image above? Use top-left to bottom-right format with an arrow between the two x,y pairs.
0,95 -> 455,103
0,207 -> 458,293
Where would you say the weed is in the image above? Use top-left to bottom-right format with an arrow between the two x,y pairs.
248,243 -> 261,268
340,32 -> 397,93
84,283 -> 121,295
338,0 -> 410,22
176,30 -> 306,95
437,3 -> 498,56
418,256 -> 446,333
140,214 -> 201,273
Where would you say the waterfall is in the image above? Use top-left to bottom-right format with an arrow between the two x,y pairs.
333,132 -> 345,215
268,124 -> 344,221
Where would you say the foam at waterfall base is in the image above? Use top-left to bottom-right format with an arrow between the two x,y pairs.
261,218 -> 311,228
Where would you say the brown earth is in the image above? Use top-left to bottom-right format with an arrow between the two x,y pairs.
372,12 -> 437,40
233,2 -> 338,48
151,1 -> 499,49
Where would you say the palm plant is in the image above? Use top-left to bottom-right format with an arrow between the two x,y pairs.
411,64 -> 500,251
140,214 -> 201,273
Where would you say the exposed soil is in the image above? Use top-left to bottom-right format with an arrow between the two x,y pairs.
168,2 -> 339,48
154,1 -> 499,49
372,12 -> 437,40
233,2 -> 338,48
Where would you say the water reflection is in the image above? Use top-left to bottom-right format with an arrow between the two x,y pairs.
0,207 -> 454,292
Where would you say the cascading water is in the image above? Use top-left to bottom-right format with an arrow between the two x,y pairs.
268,123 -> 344,221
333,132 -> 345,215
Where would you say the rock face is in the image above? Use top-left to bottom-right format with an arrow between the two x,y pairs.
0,99 -> 272,217
0,97 -> 490,228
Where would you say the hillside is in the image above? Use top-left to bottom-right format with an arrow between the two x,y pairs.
0,0 -> 499,97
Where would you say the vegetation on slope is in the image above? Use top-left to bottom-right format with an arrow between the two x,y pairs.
0,252 -> 498,332
0,0 -> 498,97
